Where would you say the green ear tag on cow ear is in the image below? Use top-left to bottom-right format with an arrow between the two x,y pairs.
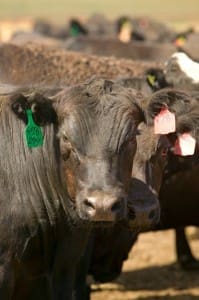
25,109 -> 44,148
70,24 -> 80,37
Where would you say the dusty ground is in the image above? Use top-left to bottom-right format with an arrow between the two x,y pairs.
91,228 -> 199,300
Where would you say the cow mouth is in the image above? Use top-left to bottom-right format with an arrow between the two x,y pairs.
127,206 -> 136,220
91,269 -> 121,283
91,221 -> 118,228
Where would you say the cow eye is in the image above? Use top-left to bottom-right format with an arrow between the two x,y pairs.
62,135 -> 68,142
62,150 -> 71,161
60,135 -> 72,161
128,128 -> 138,141
71,149 -> 80,165
136,129 -> 141,136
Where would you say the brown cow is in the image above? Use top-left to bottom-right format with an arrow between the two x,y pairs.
0,42 -> 161,87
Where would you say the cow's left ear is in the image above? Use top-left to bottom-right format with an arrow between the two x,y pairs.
11,92 -> 57,126
146,88 -> 193,127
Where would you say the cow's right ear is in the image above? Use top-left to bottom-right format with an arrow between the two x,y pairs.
146,88 -> 198,155
146,68 -> 169,91
11,92 -> 57,126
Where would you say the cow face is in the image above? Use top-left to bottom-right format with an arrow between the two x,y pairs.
133,88 -> 199,194
11,79 -> 144,223
55,79 -> 144,222
129,88 -> 199,230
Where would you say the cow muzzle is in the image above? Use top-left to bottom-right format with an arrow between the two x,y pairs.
77,189 -> 127,222
127,178 -> 160,231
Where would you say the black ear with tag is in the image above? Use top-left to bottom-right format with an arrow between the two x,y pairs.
11,94 -> 29,123
146,68 -> 170,91
146,88 -> 192,125
11,93 -> 57,126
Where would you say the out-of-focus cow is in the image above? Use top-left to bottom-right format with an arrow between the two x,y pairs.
165,52 -> 199,90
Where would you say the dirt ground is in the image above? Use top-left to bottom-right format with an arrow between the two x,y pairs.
91,228 -> 199,300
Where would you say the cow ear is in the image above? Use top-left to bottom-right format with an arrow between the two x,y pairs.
146,68 -> 169,90
11,92 -> 57,126
69,18 -> 88,36
146,88 -> 192,126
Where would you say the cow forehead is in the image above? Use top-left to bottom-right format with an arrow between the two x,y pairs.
58,91 -> 140,154
58,86 -> 141,124
59,106 -> 137,152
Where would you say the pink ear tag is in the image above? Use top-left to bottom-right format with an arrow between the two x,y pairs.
174,133 -> 196,156
154,108 -> 176,134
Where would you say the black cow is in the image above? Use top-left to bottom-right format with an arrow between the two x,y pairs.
117,69 -> 199,270
158,149 -> 199,270
131,88 -> 199,271
80,88 -> 199,300
0,78 -> 159,299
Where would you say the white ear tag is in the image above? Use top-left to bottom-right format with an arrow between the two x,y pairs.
154,108 -> 176,135
174,133 -> 196,156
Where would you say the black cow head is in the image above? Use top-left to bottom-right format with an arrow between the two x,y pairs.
128,88 -> 199,231
11,78 -> 145,223
133,88 -> 199,194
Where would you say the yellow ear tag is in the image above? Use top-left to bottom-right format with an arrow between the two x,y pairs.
147,74 -> 156,87
175,36 -> 186,47
119,21 -> 132,43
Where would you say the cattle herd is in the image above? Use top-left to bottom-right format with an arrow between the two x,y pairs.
0,14 -> 198,300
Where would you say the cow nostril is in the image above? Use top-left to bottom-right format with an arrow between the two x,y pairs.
149,209 -> 156,220
111,199 -> 122,213
128,208 -> 136,220
83,199 -> 95,211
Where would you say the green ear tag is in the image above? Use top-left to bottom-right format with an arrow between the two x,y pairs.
25,109 -> 44,148
70,25 -> 80,37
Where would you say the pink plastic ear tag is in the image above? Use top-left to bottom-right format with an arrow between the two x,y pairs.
174,133 -> 196,156
154,108 -> 176,134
